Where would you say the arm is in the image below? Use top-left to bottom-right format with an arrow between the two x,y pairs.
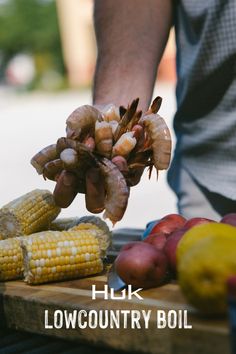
53,1 -> 173,211
93,0 -> 173,111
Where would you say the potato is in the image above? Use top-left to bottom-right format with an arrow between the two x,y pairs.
149,214 -> 186,238
144,232 -> 167,251
164,228 -> 187,274
115,241 -> 168,289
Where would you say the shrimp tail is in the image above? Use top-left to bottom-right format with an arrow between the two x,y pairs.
114,98 -> 139,142
150,96 -> 162,114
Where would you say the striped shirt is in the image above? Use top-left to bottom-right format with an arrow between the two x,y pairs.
168,0 -> 236,199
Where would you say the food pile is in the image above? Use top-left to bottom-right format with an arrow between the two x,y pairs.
31,97 -> 171,224
114,213 -> 236,314
0,189 -> 111,285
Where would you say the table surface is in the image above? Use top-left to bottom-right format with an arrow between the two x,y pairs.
0,270 -> 231,354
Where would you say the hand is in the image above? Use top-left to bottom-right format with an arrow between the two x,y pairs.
53,155 -> 145,212
53,104 -> 145,212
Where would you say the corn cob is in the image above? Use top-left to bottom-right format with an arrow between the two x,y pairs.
0,237 -> 23,281
50,216 -> 112,255
50,217 -> 79,231
77,216 -> 111,236
21,230 -> 104,285
0,189 -> 61,239
72,216 -> 112,253
70,223 -> 111,257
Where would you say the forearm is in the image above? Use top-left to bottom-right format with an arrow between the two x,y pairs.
93,0 -> 173,111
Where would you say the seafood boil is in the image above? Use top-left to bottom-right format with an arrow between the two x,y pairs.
31,97 -> 172,225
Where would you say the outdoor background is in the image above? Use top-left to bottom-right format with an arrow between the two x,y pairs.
0,0 -> 177,229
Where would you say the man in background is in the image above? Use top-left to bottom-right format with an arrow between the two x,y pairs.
92,0 -> 236,220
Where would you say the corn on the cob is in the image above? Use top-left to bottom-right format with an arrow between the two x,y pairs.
70,223 -> 111,257
71,216 -> 112,253
49,217 -> 79,231
77,216 -> 111,236
50,216 -> 112,255
0,189 -> 61,239
0,238 -> 23,281
21,230 -> 103,285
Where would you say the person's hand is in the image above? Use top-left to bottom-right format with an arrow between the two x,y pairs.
53,154 -> 145,212
53,104 -> 145,212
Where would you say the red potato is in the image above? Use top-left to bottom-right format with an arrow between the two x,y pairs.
221,213 -> 236,227
149,214 -> 186,238
144,232 -> 167,251
115,242 -> 168,289
164,228 -> 187,274
184,217 -> 215,230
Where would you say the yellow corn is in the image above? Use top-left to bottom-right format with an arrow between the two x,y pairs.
77,216 -> 111,235
71,216 -> 112,254
21,230 -> 104,284
70,223 -> 110,257
50,216 -> 112,256
70,223 -> 101,232
0,189 -> 61,239
0,238 -> 23,281
50,217 -> 79,231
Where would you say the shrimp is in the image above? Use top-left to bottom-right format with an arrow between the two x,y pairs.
97,158 -> 130,225
66,105 -> 102,140
109,120 -> 119,136
146,96 -> 162,115
139,113 -> 171,170
31,144 -> 58,175
82,136 -> 95,151
112,132 -> 137,158
56,137 -> 79,154
98,104 -> 120,122
56,137 -> 95,155
60,148 -> 79,169
126,110 -> 142,131
43,159 -> 63,181
95,121 -> 113,158
113,98 -> 139,142
55,137 -> 98,184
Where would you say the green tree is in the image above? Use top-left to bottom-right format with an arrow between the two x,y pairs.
0,0 -> 64,74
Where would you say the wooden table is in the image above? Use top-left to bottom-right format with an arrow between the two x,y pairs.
0,271 -> 231,354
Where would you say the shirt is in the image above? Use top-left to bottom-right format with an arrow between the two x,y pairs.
168,0 -> 236,199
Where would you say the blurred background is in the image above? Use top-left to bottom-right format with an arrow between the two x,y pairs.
0,0 -> 177,229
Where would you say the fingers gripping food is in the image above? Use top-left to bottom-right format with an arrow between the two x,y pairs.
31,97 -> 172,223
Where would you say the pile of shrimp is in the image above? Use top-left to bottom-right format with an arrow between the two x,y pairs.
31,97 -> 171,225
